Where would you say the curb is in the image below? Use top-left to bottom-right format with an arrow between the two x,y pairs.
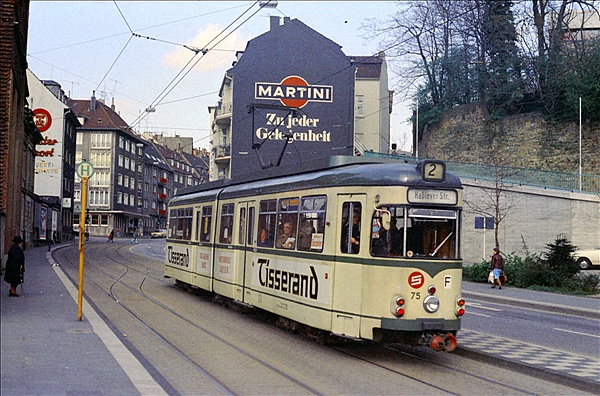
462,290 -> 600,320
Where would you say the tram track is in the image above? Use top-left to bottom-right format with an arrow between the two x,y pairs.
331,342 -> 540,395
53,242 -> 324,395
51,242 -> 594,395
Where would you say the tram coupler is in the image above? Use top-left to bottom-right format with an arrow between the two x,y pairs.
429,333 -> 457,352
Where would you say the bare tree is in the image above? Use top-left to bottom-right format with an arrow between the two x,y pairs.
463,147 -> 522,249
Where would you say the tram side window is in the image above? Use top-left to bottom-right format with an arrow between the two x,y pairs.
200,206 -> 212,242
195,210 -> 201,241
170,207 -> 193,240
340,202 -> 361,254
238,207 -> 246,244
258,200 -> 276,247
298,195 -> 327,252
219,203 -> 234,244
247,207 -> 255,245
276,197 -> 299,249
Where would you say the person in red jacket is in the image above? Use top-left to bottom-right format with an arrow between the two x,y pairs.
490,247 -> 504,289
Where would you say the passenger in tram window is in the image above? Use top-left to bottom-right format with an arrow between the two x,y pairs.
297,219 -> 316,250
276,222 -> 296,249
389,222 -> 404,255
341,211 -> 361,254
371,217 -> 389,257
406,220 -> 424,256
258,228 -> 271,247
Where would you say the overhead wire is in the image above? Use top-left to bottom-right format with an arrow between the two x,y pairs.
129,0 -> 264,130
81,1 -> 266,173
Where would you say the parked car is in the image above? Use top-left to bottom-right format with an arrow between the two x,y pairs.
150,229 -> 168,238
573,247 -> 600,269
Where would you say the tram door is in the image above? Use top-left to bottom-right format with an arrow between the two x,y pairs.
333,194 -> 366,337
236,200 -> 255,303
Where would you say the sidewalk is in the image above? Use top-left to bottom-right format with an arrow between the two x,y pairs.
2,244 -> 598,395
1,243 -> 165,396
462,279 -> 600,319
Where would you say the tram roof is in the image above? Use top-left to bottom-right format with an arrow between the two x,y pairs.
170,156 -> 462,206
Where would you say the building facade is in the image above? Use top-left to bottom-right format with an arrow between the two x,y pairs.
28,70 -> 78,244
208,16 -> 391,181
70,94 -> 149,237
1,0 -> 42,255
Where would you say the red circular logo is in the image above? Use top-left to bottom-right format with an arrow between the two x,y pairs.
280,75 -> 309,108
33,108 -> 52,132
408,271 -> 425,289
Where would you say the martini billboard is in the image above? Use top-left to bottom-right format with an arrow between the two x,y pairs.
228,18 -> 355,178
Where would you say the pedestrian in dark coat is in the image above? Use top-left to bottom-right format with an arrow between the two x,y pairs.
4,236 -> 25,297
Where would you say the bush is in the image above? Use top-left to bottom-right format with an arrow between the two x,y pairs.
463,260 -> 491,283
462,237 -> 599,295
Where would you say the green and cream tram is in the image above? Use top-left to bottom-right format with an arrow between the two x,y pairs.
165,156 -> 465,351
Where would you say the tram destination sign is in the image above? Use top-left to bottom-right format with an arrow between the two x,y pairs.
407,189 -> 458,205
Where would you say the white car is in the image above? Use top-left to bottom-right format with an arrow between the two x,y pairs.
151,229 -> 168,238
574,247 -> 600,269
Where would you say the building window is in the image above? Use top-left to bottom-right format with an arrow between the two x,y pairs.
117,192 -> 122,204
356,95 -> 364,117
118,155 -> 123,167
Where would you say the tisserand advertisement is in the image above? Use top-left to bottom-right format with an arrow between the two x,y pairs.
228,18 -> 355,177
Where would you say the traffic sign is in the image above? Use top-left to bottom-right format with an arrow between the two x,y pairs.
76,161 -> 94,178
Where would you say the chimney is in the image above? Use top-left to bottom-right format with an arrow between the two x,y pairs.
111,97 -> 115,111
270,16 -> 280,31
90,91 -> 97,111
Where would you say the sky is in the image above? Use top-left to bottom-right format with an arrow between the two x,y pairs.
27,1 -> 413,152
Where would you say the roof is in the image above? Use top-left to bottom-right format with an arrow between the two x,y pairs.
175,156 -> 462,200
350,55 -> 384,79
68,97 -> 143,142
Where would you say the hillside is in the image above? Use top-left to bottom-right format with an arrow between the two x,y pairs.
420,103 -> 599,176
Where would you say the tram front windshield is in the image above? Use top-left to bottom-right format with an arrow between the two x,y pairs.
370,206 -> 459,259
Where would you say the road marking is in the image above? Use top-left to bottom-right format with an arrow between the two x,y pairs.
48,252 -> 168,395
554,328 -> 600,339
468,302 -> 503,312
466,312 -> 491,317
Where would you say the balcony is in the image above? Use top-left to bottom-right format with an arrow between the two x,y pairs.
159,209 -> 166,216
158,193 -> 167,201
158,177 -> 167,185
214,144 -> 231,164
215,102 -> 232,126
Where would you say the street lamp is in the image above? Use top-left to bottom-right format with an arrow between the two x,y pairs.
415,97 -> 419,159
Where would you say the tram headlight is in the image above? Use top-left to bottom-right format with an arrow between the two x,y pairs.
423,295 -> 440,313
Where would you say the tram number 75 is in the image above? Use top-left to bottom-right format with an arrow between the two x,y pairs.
411,292 -> 421,300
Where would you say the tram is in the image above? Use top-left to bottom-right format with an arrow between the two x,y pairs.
164,156 -> 465,351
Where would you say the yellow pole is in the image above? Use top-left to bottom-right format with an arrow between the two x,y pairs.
77,176 -> 88,321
